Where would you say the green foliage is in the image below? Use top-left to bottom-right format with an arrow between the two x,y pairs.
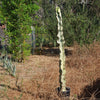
0,0 -> 39,60
0,0 -> 100,55
41,0 -> 100,46
35,26 -> 49,48
41,0 -> 57,46
60,0 -> 100,46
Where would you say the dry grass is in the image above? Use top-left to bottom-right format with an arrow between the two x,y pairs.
0,42 -> 100,100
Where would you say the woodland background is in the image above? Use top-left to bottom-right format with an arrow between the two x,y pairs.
0,0 -> 100,60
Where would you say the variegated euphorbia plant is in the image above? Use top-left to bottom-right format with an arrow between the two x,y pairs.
56,6 -> 66,92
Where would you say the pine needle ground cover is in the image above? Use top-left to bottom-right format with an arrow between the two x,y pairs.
0,42 -> 100,100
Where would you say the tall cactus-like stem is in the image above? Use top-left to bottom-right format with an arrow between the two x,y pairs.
56,6 -> 66,92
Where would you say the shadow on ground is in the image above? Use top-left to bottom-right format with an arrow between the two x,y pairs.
35,48 -> 72,56
0,83 -> 59,100
79,78 -> 100,100
0,84 -> 35,96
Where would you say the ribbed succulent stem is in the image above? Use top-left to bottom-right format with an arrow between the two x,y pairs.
56,6 -> 66,92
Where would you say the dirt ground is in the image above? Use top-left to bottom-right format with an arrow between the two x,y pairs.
0,43 -> 100,100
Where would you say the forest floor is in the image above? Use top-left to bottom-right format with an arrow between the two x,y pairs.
0,42 -> 100,100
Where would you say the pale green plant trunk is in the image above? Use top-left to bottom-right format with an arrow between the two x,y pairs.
56,6 -> 66,92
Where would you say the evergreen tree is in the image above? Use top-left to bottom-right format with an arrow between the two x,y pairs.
0,0 -> 39,61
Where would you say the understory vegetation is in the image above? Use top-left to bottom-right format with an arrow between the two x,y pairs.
0,0 -> 100,60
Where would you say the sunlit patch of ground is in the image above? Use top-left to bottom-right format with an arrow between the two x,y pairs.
0,42 -> 100,100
